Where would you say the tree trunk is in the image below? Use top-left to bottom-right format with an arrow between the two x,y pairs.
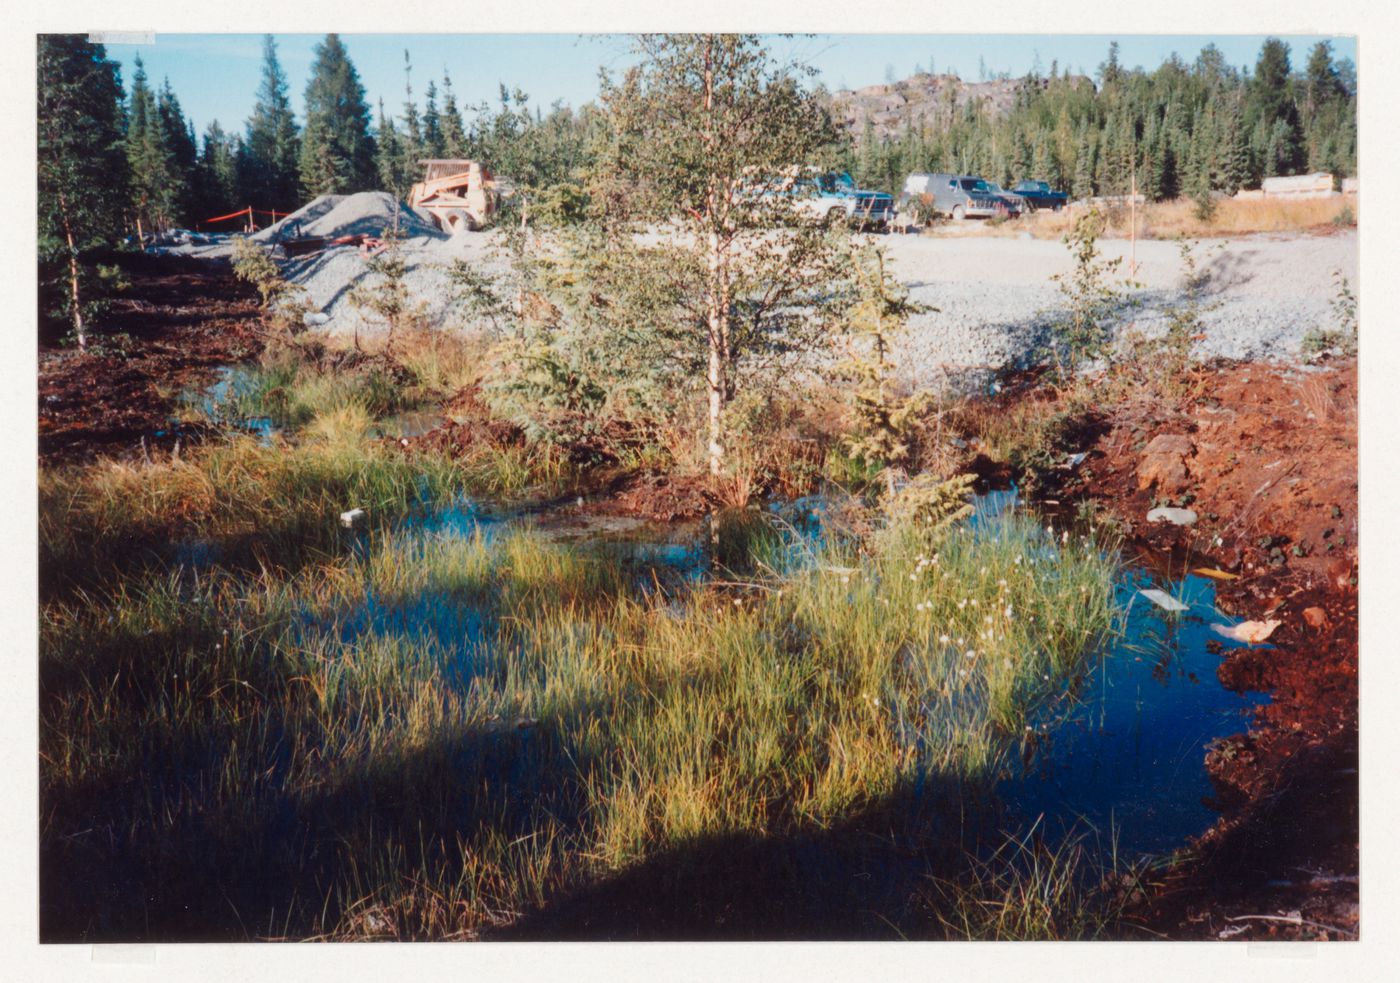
707,229 -> 725,478
57,189 -> 85,351
701,38 -> 725,478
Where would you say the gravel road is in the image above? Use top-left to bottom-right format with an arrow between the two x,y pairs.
879,231 -> 1358,389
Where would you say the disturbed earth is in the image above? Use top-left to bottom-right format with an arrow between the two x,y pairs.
999,360 -> 1360,939
37,252 -> 1360,939
38,252 -> 263,462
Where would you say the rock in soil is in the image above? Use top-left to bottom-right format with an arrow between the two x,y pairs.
1136,433 -> 1195,493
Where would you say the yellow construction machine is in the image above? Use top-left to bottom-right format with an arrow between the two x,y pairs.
408,159 -> 499,234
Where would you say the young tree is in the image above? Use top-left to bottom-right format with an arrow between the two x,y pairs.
37,35 -> 129,348
240,35 -> 301,212
298,34 -> 376,197
595,34 -> 848,477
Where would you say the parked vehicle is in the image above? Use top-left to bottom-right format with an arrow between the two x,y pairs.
1009,180 -> 1069,212
745,168 -> 895,231
984,182 -> 1027,216
896,173 -> 1013,221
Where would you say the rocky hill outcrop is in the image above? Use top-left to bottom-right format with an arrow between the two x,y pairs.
826,73 -> 1094,141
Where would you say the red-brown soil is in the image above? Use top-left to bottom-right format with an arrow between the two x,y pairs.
1026,360 -> 1359,940
38,253 -> 264,462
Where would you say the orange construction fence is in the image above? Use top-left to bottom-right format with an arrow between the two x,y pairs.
200,206 -> 288,231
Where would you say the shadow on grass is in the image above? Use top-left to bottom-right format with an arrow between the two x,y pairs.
41,663 -> 1012,943
489,776 -> 1000,942
40,709 -> 601,942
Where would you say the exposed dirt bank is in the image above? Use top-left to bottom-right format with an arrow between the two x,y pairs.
38,253 -> 263,462
1011,359 -> 1359,939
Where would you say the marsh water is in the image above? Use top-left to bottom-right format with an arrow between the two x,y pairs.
312,485 -> 1265,860
171,369 -> 1267,860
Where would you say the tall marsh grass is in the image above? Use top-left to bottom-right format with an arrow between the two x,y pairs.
38,435 -> 463,594
40,495 -> 1126,940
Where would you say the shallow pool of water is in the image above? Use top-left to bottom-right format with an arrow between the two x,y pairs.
179,365 -> 278,442
1003,568 -> 1267,857
180,481 -> 1271,860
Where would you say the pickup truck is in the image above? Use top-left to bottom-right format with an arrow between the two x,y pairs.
1009,180 -> 1069,211
744,169 -> 895,232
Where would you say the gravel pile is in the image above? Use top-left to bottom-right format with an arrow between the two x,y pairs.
282,230 -> 507,335
253,191 -> 442,243
174,209 -> 1353,371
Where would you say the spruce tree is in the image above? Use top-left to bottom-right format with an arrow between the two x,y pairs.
422,79 -> 445,158
241,35 -> 301,212
398,50 -> 423,183
195,122 -> 241,224
126,55 -> 183,231
440,72 -> 468,157
1220,93 -> 1249,193
298,34 -> 376,197
37,34 -> 129,347
1072,130 -> 1094,200
1249,39 -> 1305,176
157,78 -> 198,222
374,99 -> 409,197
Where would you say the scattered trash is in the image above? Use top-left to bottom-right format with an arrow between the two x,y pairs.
1302,606 -> 1328,628
1192,567 -> 1238,580
1066,451 -> 1088,467
1211,619 -> 1281,644
340,508 -> 366,528
1147,506 -> 1199,526
1139,588 -> 1189,612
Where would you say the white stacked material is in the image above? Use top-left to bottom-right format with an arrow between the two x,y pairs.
1233,189 -> 1266,201
1261,173 -> 1337,199
1341,177 -> 1359,194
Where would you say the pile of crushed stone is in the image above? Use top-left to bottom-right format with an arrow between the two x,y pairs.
279,229 -> 507,337
254,191 -> 443,243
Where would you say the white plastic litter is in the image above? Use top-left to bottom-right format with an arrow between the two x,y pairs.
1147,507 -> 1199,526
1139,588 -> 1189,612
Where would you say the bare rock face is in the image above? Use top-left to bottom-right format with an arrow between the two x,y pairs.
1137,434 -> 1195,493
826,73 -> 1093,143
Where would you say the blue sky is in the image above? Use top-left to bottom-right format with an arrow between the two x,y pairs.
101,33 -> 1358,137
